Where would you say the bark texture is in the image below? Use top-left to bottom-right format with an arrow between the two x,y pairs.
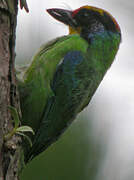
0,1 -> 22,179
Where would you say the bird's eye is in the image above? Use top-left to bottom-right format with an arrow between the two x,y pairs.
83,12 -> 89,17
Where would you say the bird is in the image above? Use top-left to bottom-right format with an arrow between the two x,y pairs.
18,5 -> 121,163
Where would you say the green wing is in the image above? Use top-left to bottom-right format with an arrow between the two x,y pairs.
25,50 -> 90,162
18,35 -> 88,132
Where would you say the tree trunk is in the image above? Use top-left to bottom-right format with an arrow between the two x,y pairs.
0,1 -> 22,179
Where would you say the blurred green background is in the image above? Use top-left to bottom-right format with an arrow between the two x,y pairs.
15,0 -> 134,179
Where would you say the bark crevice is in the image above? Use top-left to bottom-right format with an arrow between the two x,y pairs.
0,1 -> 22,179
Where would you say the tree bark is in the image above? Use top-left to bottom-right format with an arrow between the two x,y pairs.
0,1 -> 22,179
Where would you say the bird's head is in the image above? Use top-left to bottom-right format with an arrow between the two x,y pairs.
47,5 -> 121,41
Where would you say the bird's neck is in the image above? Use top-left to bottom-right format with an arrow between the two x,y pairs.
69,26 -> 81,35
87,31 -> 121,72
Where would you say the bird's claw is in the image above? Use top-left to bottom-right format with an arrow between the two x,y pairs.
4,106 -> 34,146
19,0 -> 29,13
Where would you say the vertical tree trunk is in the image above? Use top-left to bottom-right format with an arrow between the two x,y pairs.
0,1 -> 22,179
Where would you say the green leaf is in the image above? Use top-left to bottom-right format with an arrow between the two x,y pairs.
8,106 -> 20,129
16,132 -> 33,147
16,126 -> 35,135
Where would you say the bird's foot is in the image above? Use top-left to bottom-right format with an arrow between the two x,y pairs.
4,0 -> 29,14
4,106 -> 34,146
19,0 -> 29,12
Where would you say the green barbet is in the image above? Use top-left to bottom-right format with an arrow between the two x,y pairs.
18,5 -> 121,162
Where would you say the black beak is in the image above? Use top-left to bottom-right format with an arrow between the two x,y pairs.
47,8 -> 77,27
